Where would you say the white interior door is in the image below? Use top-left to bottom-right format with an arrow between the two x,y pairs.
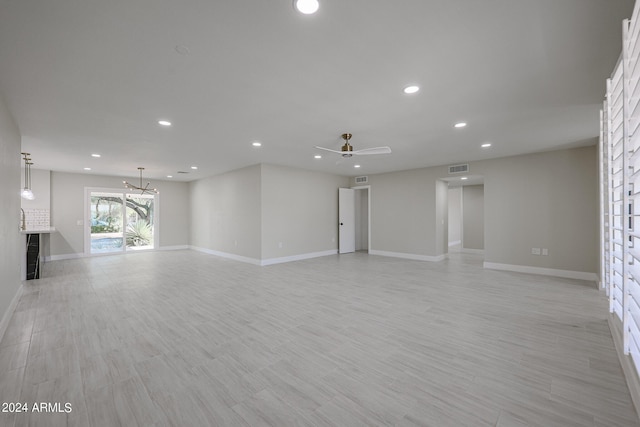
339,188 -> 356,254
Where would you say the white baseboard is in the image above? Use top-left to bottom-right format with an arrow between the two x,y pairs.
483,262 -> 598,282
45,245 -> 190,262
608,315 -> 640,417
261,250 -> 337,266
45,246 -> 446,266
189,246 -> 262,266
461,248 -> 484,254
448,240 -> 461,247
369,250 -> 447,262
0,284 -> 23,345
190,246 -> 337,267
46,253 -> 85,262
158,245 -> 190,251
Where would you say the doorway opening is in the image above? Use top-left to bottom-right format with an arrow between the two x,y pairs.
338,186 -> 371,254
448,186 -> 463,253
441,176 -> 484,256
354,186 -> 370,253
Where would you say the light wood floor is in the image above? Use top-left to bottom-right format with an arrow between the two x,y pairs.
0,250 -> 638,427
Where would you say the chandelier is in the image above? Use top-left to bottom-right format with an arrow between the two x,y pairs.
123,167 -> 158,195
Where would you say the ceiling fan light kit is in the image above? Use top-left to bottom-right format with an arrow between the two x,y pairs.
340,133 -> 354,157
314,132 -> 392,159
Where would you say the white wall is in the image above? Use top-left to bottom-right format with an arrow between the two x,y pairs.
448,187 -> 462,245
351,145 -> 598,275
188,163 -> 348,262
50,171 -> 189,257
189,164 -> 262,260
462,185 -> 484,250
0,92 -> 22,334
260,164 -> 349,260
40,146 -> 598,275
478,147 -> 597,273
365,168 -> 438,257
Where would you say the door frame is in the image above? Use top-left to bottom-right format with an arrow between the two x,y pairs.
84,187 -> 160,256
339,188 -> 356,254
351,185 -> 371,253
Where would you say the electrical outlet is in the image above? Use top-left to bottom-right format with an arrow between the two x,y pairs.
77,220 -> 84,226
542,248 -> 548,256
278,242 -> 283,248
531,248 -> 541,255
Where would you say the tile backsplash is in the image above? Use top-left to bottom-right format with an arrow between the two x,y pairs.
24,208 -> 50,230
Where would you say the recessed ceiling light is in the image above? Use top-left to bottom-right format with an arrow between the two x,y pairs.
481,143 -> 492,148
295,0 -> 319,14
158,120 -> 172,126
314,155 -> 322,159
91,153 -> 101,158
403,85 -> 420,94
191,166 -> 198,170
454,122 -> 467,128
461,176 -> 468,180
84,167 -> 91,171
252,141 -> 262,147
354,164 -> 361,168
167,175 -> 173,178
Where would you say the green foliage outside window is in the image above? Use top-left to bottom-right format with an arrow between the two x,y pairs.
126,220 -> 152,246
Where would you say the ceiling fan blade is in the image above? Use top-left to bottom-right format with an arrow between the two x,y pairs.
353,146 -> 392,155
314,146 -> 345,155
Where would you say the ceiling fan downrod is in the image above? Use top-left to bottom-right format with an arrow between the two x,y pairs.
341,133 -> 353,157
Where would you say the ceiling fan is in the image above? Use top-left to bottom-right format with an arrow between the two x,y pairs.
315,133 -> 392,158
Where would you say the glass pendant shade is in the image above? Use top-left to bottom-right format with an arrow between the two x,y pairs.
21,153 -> 35,200
21,188 -> 34,200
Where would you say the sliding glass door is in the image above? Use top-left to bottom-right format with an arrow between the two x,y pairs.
125,193 -> 155,250
90,192 -> 125,254
87,189 -> 157,255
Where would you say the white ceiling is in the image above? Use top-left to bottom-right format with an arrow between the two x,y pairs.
0,0 -> 633,182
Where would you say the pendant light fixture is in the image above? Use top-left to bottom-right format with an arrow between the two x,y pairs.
123,167 -> 158,195
20,152 -> 35,200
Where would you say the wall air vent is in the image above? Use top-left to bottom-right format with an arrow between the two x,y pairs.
448,164 -> 469,174
355,176 -> 368,184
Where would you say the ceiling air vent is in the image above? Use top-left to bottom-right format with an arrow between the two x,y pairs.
448,164 -> 469,174
355,176 -> 368,184
177,171 -> 189,174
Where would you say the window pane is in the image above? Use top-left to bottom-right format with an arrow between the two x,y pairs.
90,193 -> 124,253
125,194 -> 154,250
